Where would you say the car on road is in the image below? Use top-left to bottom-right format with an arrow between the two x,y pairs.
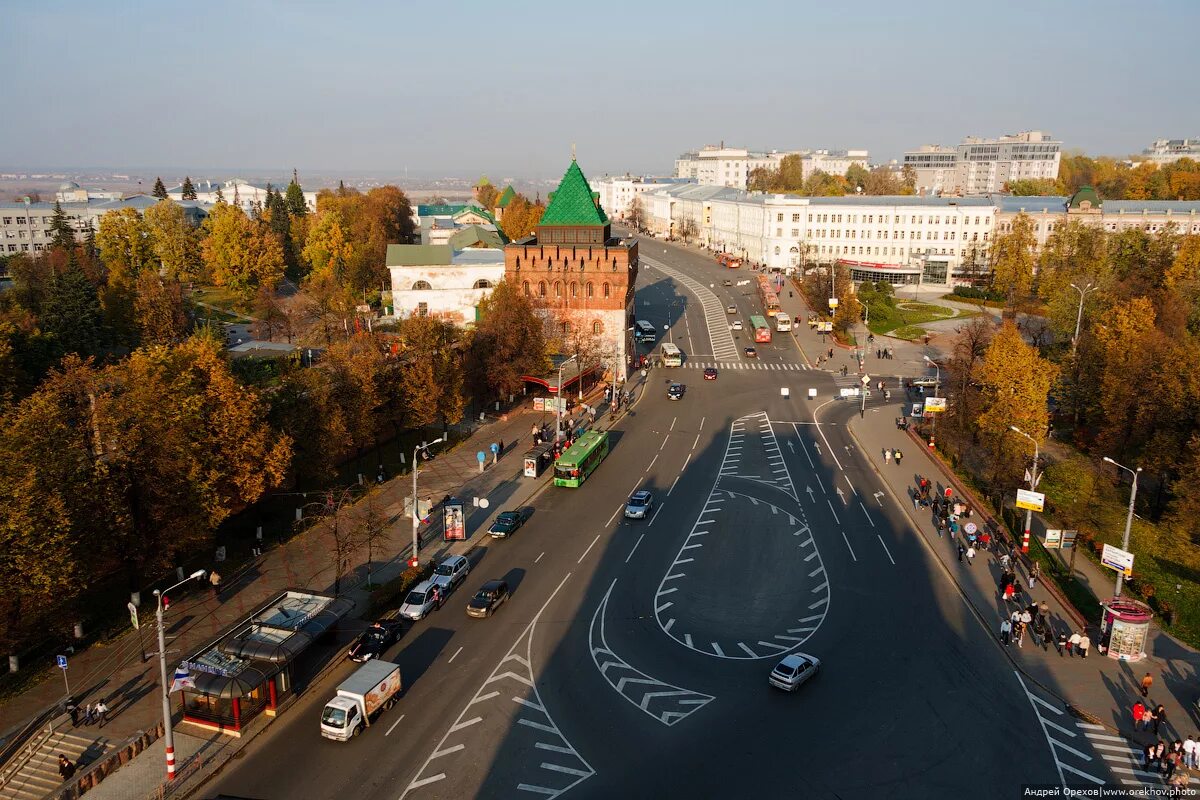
624,489 -> 654,519
466,580 -> 510,618
731,320 -> 743,331
667,383 -> 686,400
703,367 -> 718,381
430,554 -> 470,593
769,653 -> 821,691
488,510 -> 526,539
347,619 -> 404,663
722,279 -> 733,287
399,580 -> 444,621
744,346 -> 758,358
726,305 -> 737,314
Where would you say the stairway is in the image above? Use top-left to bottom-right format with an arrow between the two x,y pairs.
2,728 -> 108,800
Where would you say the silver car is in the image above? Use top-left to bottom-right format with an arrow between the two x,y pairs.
430,555 -> 470,595
399,580 -> 444,621
624,490 -> 654,519
768,653 -> 821,692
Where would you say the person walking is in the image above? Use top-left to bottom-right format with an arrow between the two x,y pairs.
1056,630 -> 1068,656
1155,740 -> 1168,772
966,545 -> 976,565
1154,703 -> 1168,736
1003,582 -> 1015,603
911,490 -> 920,511
1145,741 -> 1158,772
58,754 -> 75,781
1068,631 -> 1081,657
1014,621 -> 1025,648
894,449 -> 903,466
957,542 -> 965,562
209,569 -> 222,599
1039,600 -> 1050,620
94,698 -> 109,728
1142,672 -> 1154,698
66,697 -> 80,727
1133,701 -> 1146,732
1143,706 -> 1155,733
884,448 -> 891,464
82,703 -> 95,726
1166,746 -> 1181,782
1029,562 -> 1041,588
1078,632 -> 1091,659
1000,553 -> 1011,570
999,618 -> 1012,646
1184,735 -> 1197,769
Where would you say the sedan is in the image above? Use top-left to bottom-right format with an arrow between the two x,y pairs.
466,580 -> 510,618
347,619 -> 404,663
744,346 -> 758,358
667,383 -> 685,400
398,580 -> 444,621
726,305 -> 737,314
624,490 -> 654,519
722,279 -> 733,287
488,510 -> 525,539
769,653 -> 821,691
731,320 -> 743,331
703,368 -> 718,381
430,554 -> 470,593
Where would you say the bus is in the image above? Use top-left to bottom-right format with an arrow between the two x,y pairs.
775,312 -> 792,332
634,320 -> 657,343
749,315 -> 773,343
553,430 -> 611,487
756,275 -> 782,316
660,342 -> 683,367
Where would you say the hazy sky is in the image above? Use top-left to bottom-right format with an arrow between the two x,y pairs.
3,0 -> 1197,179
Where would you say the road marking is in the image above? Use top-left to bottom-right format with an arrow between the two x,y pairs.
659,438 -> 668,451
711,642 -> 724,656
605,504 -> 623,527
513,697 -> 545,711
840,531 -> 857,561
799,614 -> 823,622
1014,670 -> 1075,788
518,719 -> 557,734
577,534 -> 601,564
450,716 -> 483,733
385,713 -> 407,736
682,453 -> 691,471
668,474 -> 682,495
535,552 -> 544,564
448,646 -> 464,663
699,416 -> 705,431
693,434 -> 700,450
826,499 -> 841,525
648,504 -> 665,527
646,454 -> 658,471
536,742 -> 574,754
808,565 -> 824,577
470,691 -> 500,705
625,533 -> 645,563
407,774 -> 446,790
877,536 -> 895,565
809,596 -> 829,609
811,398 -> 844,471
664,618 -> 675,632
859,502 -> 875,527
541,763 -> 591,778
431,743 -> 465,759
684,633 -> 693,647
670,417 -> 677,431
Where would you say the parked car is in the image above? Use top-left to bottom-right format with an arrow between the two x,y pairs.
768,653 -> 821,692
430,554 -> 470,594
722,279 -> 733,287
466,580 -> 510,618
624,490 -> 654,519
347,619 -> 404,663
398,580 -> 444,621
703,367 -> 718,381
667,383 -> 686,400
744,346 -> 758,358
488,510 -> 526,539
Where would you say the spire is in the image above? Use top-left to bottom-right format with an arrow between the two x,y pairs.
571,142 -> 576,162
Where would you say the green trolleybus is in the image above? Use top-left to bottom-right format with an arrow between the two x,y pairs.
552,430 -> 611,487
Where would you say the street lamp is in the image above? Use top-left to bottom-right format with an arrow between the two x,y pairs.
1103,456 -> 1142,598
556,355 -> 579,443
154,569 -> 207,781
1069,281 -> 1096,357
1008,425 -> 1041,556
923,355 -> 941,448
411,436 -> 446,569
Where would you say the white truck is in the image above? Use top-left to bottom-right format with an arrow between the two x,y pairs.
320,660 -> 402,741
775,312 -> 792,332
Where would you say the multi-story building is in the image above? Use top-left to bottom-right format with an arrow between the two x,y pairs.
590,175 -> 693,221
800,150 -> 870,178
505,159 -> 638,380
674,145 -> 802,190
904,131 -> 1062,195
0,193 -> 206,257
166,178 -> 318,214
386,239 -> 506,326
1141,138 -> 1200,165
993,187 -> 1200,250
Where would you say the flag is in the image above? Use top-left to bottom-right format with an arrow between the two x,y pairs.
170,666 -> 196,693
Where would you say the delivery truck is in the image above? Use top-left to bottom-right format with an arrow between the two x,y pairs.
320,660 -> 402,741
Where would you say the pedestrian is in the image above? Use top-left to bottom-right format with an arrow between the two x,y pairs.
999,618 -> 1012,646
1030,619 -> 1043,648
1185,735 -> 1197,769
966,545 -> 976,565
911,490 -> 919,511
1039,601 -> 1049,620
884,448 -> 891,464
1078,632 -> 1090,658
94,699 -> 109,728
894,449 -> 903,466
58,754 -> 75,781
957,543 -> 965,562
1056,631 -> 1067,656
82,703 -> 95,725
209,569 -> 222,598
1000,553 -> 1011,570
1068,630 -> 1081,657
498,438 -> 504,456
1167,747 -> 1181,781
1145,741 -> 1160,771
1003,583 -> 1015,603
1154,703 -> 1168,736
1133,701 -> 1147,732
1142,672 -> 1154,698
876,348 -> 881,359
1030,562 -> 1040,588
937,517 -> 946,537
828,347 -> 834,359
1014,621 -> 1025,648
980,529 -> 991,551
66,697 -> 80,727
1020,609 -> 1033,630
1155,740 -> 1168,771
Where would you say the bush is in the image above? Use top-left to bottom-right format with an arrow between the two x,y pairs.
952,286 -> 1006,302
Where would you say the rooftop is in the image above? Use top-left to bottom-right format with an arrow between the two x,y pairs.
538,160 -> 610,227
386,243 -> 506,267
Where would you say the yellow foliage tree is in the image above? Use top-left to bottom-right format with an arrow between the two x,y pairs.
302,209 -> 354,281
989,213 -> 1036,308
143,199 -> 201,281
202,201 -> 285,298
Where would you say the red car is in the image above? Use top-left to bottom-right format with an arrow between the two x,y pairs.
703,368 -> 718,381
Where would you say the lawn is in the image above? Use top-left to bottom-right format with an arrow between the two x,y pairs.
191,285 -> 256,320
864,298 -> 964,339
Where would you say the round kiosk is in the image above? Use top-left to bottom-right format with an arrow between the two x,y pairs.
1099,598 -> 1153,661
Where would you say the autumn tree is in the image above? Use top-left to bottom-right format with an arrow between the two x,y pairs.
303,209 -> 354,282
497,194 -> 545,241
397,314 -> 464,429
830,264 -> 863,336
989,212 -> 1036,312
475,178 -> 500,210
1036,218 -> 1111,343
202,201 -> 286,298
134,271 -> 190,345
465,280 -> 548,403
144,198 -> 201,281
152,177 -> 168,200
801,170 -> 848,197
1007,178 -> 1061,196
626,196 -> 647,230
942,316 -> 997,442
677,215 -> 699,243
845,163 -> 870,193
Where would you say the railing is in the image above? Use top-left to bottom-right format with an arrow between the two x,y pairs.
0,709 -> 58,789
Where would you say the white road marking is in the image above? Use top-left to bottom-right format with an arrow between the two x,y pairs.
625,533 -> 645,563
648,504 -> 665,527
682,453 -> 691,471
577,534 -> 601,564
385,713 -> 407,736
668,474 -> 682,495
431,743 -> 466,759
448,646 -> 464,663
670,417 -> 677,431
877,536 -> 895,565
693,434 -> 700,450
659,438 -> 668,451
844,475 -> 857,495
469,691 -> 499,705
535,552 -> 544,564
711,642 -> 724,656
646,454 -> 658,472
826,499 -> 841,525
1014,670 -> 1083,788
699,416 -> 705,431
840,531 -> 857,561
684,633 -> 693,648
859,503 -> 875,527
810,398 -> 844,471
406,774 -> 446,790
605,504 -> 623,527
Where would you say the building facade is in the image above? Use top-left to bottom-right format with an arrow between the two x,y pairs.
904,131 -> 1062,195
800,150 -> 870,178
504,159 -> 638,382
167,178 -> 318,214
0,193 -> 206,257
591,175 -> 693,221
386,243 -> 506,326
674,145 -> 801,189
1141,138 -> 1200,165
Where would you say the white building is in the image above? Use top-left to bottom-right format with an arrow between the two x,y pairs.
1141,138 -> 1200,165
0,193 -> 207,257
166,178 -> 318,214
590,176 -> 693,221
800,150 -> 870,178
386,243 -> 506,326
904,131 -> 1062,195
54,181 -> 122,204
674,145 -> 802,189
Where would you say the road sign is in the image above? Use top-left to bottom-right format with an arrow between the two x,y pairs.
1016,489 -> 1045,512
1101,543 -> 1134,577
1060,530 -> 1078,549
861,374 -> 871,385
128,601 -> 140,630
923,397 -> 947,413
828,298 -> 839,309
56,655 -> 67,670
1044,529 -> 1062,549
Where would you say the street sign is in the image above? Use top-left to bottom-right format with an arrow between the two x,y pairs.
1101,543 -> 1134,577
1044,529 -> 1062,549
128,601 -> 140,630
861,374 -> 871,385
56,655 -> 67,670
910,402 -> 924,418
1060,530 -> 1078,549
443,498 -> 466,542
964,522 -> 978,536
923,397 -> 947,413
1015,489 -> 1045,512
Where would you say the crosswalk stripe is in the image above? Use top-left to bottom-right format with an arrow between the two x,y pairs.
1049,738 -> 1093,761
1059,762 -> 1106,785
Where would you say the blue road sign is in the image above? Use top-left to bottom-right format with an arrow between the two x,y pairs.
489,442 -> 500,454
56,655 -> 67,669
476,451 -> 487,463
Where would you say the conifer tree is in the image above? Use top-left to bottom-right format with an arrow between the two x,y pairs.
285,169 -> 308,216
49,201 -> 75,251
152,177 -> 168,199
181,176 -> 197,200
42,259 -> 105,357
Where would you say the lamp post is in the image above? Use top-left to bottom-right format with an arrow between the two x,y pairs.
411,437 -> 446,568
556,355 -> 579,443
1008,425 -> 1041,556
154,570 -> 207,781
1069,281 -> 1095,357
1103,456 -> 1142,598
923,355 -> 940,446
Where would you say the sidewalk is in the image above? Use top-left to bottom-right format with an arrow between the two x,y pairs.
845,393 -> 1200,753
1,384 -> 638,799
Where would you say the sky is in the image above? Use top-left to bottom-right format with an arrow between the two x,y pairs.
2,0 -> 1198,180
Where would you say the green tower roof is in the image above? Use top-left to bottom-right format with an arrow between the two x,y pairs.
1068,185 -> 1102,209
538,160 -> 610,227
496,185 -> 517,208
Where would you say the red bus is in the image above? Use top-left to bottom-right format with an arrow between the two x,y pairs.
750,315 -> 773,343
756,275 -> 781,316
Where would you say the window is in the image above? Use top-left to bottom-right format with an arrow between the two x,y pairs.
792,214 -> 800,222
412,280 -> 432,290
1,217 -> 10,225
603,282 -> 610,298
592,321 -> 602,335
774,246 -> 780,255
417,302 -> 428,316
776,213 -> 783,222
554,281 -> 562,298
776,228 -> 782,237
570,281 -> 577,298
15,217 -> 26,225
586,282 -> 594,298
523,280 -> 530,295
561,321 -> 570,335
791,228 -> 799,237
473,279 -> 493,289
514,256 -> 521,269
538,281 -> 547,297
808,214 -> 813,222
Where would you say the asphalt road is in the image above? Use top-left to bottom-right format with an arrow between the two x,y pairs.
200,239 -> 1064,800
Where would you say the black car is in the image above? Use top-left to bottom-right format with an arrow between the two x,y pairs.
347,619 -> 404,662
466,580 -> 511,618
488,510 -> 526,539
667,383 -> 686,400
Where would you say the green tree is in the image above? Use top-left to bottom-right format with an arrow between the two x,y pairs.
1007,178 -> 1061,196
285,169 -> 308,216
774,154 -> 805,192
303,209 -> 354,281
989,212 -> 1036,311
49,201 -> 75,251
96,207 -> 154,287
845,163 -> 870,193
201,201 -> 285,298
1036,218 -> 1111,342
152,177 -> 168,200
801,170 -> 848,197
181,176 -> 197,200
42,260 -> 105,357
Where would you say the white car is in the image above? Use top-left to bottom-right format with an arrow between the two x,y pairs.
399,580 -> 444,621
430,555 -> 470,595
726,305 -> 737,314
731,320 -> 743,331
769,653 -> 820,691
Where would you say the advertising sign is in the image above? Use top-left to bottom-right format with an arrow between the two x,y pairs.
828,298 -> 839,309
1101,543 -> 1134,577
910,403 -> 924,418
1015,489 -> 1045,512
443,498 -> 466,542
923,397 -> 947,414
1060,530 -> 1078,549
1044,529 -> 1062,549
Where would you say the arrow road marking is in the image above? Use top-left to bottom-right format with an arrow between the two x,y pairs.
836,487 -> 846,505
805,486 -> 815,503
873,491 -> 884,507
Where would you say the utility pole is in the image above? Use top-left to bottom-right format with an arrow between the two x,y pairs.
1009,426 -> 1041,556
556,355 -> 579,443
411,437 -> 446,568
1070,281 -> 1095,357
155,570 -> 207,781
1103,456 -> 1142,598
